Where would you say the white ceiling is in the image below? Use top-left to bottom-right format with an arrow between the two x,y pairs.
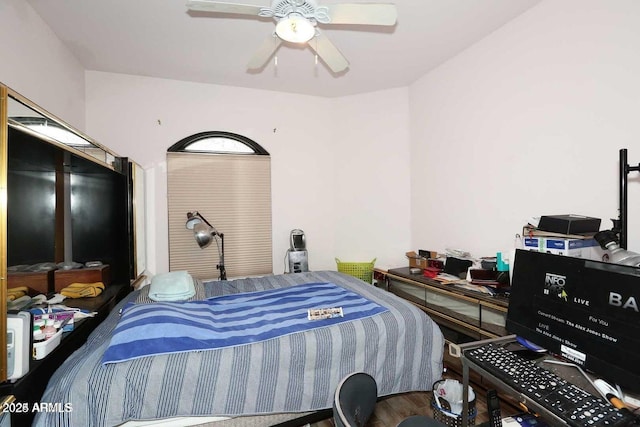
26,0 -> 541,98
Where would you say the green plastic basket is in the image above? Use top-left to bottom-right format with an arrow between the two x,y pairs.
335,258 -> 376,283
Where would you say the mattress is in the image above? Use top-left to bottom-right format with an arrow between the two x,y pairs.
33,271 -> 444,427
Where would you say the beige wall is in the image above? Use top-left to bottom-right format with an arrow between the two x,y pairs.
0,0 -> 412,277
7,0 -> 640,274
409,0 -> 640,259
0,0 -> 85,130
85,72 -> 412,275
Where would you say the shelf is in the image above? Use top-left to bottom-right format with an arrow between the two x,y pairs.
0,283 -> 130,426
387,267 -> 509,341
387,268 -> 509,306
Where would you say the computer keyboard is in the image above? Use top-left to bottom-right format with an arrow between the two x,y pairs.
464,343 -> 635,427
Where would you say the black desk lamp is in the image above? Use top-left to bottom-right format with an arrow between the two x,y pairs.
185,211 -> 227,280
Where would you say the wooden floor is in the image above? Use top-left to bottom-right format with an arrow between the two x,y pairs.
311,371 -> 515,427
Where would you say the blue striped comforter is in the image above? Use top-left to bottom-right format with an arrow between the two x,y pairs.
102,282 -> 388,364
34,271 -> 444,427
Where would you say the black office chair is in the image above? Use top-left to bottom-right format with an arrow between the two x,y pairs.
333,372 -> 447,427
333,372 -> 378,427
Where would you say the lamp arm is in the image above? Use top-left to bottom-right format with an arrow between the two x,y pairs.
618,149 -> 640,250
187,211 -> 226,280
195,211 -> 215,229
217,232 -> 227,280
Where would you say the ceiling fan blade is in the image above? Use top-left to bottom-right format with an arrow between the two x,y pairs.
247,34 -> 283,69
308,33 -> 349,73
186,0 -> 262,16
326,3 -> 397,26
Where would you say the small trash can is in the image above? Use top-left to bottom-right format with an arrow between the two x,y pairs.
430,379 -> 477,427
335,258 -> 376,283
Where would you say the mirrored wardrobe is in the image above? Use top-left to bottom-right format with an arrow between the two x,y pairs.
0,83 -> 145,424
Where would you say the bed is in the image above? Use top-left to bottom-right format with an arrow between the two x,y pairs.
33,271 -> 445,427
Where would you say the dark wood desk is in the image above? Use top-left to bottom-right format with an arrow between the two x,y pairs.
385,267 -> 510,384
387,267 -> 509,341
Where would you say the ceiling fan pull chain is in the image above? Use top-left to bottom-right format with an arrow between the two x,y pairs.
314,53 -> 319,76
314,37 -> 319,76
274,34 -> 279,75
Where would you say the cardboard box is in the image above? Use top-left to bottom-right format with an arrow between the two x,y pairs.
523,237 -> 543,251
523,236 -> 603,260
522,224 -> 594,239
54,265 -> 110,292
406,251 -> 428,269
538,215 -> 601,235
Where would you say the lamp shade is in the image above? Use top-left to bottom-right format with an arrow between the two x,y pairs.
275,14 -> 315,43
185,212 -> 202,230
193,222 -> 214,249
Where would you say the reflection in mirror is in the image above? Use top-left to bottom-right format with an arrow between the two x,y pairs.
10,116 -> 90,148
133,162 -> 146,278
7,95 -> 110,165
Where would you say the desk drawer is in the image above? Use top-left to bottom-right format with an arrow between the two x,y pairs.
388,277 -> 507,337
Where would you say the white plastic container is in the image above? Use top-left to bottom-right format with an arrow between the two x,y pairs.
33,329 -> 63,360
43,316 -> 57,340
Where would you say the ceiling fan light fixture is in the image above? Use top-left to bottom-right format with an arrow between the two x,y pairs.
275,14 -> 315,43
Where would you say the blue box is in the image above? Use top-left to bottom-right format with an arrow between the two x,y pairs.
523,236 -> 601,259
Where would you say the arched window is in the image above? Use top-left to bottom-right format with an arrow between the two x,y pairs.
167,132 -> 272,280
168,131 -> 269,155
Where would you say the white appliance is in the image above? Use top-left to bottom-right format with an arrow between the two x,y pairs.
7,311 -> 31,381
288,229 -> 309,273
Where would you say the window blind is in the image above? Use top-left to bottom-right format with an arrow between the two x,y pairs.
167,152 -> 272,280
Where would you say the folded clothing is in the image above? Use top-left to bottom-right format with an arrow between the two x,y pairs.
8,286 -> 29,301
60,282 -> 105,298
148,271 -> 195,302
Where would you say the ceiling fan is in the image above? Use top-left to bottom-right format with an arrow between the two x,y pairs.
186,0 -> 397,73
